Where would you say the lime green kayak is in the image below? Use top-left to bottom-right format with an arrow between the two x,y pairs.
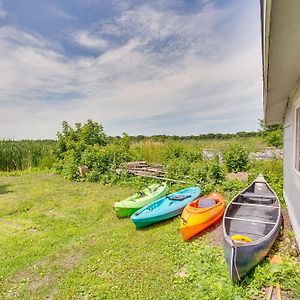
114,183 -> 168,218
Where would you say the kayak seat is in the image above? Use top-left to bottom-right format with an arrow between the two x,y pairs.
198,198 -> 216,208
167,195 -> 191,201
152,184 -> 162,192
137,191 -> 146,197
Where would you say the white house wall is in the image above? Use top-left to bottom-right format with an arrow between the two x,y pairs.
283,82 -> 300,246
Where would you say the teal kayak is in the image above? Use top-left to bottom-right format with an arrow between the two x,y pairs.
131,187 -> 201,228
114,183 -> 168,218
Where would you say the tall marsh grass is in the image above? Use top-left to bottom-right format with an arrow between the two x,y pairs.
0,140 -> 56,171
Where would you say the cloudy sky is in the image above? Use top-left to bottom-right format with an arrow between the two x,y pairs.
0,0 -> 262,139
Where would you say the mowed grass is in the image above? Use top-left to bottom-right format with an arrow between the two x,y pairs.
0,172 -> 299,299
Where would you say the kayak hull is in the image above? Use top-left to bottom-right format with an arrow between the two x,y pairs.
115,206 -> 140,218
180,193 -> 225,240
134,209 -> 183,229
131,187 -> 201,229
114,183 -> 168,218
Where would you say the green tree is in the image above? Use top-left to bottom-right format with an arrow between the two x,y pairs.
259,119 -> 283,148
55,120 -> 108,179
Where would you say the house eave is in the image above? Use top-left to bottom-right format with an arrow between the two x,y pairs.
262,0 -> 300,125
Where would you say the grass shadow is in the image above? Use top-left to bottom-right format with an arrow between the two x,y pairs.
0,184 -> 11,195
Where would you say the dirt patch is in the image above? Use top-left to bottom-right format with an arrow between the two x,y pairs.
6,250 -> 85,298
0,218 -> 34,233
56,250 -> 84,270
44,210 -> 64,218
226,172 -> 248,182
27,275 -> 53,294
206,219 -> 224,247
175,266 -> 188,278
46,287 -> 58,300
27,251 -> 84,296
189,218 -> 223,247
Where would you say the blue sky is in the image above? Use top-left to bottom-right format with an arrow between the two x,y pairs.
0,0 -> 262,139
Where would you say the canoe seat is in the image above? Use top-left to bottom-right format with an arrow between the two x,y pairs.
225,216 -> 276,225
242,193 -> 276,199
231,202 -> 280,209
198,198 -> 216,208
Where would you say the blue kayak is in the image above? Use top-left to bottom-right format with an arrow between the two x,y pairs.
131,187 -> 201,229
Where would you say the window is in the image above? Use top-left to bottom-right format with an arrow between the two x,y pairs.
296,107 -> 300,171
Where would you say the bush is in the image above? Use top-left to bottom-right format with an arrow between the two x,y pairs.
164,143 -> 202,163
210,158 -> 225,183
224,145 -> 249,173
166,158 -> 190,179
265,129 -> 283,148
259,119 -> 283,148
55,121 -> 133,181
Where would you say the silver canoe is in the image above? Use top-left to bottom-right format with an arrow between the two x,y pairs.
223,174 -> 281,282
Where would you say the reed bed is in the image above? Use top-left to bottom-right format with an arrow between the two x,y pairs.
0,140 -> 56,171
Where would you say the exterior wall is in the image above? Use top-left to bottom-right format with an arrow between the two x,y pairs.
283,81 -> 300,247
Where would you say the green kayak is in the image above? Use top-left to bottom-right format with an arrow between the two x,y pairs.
114,183 -> 168,218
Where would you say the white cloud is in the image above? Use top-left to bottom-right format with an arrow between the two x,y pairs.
0,1 -> 262,139
73,30 -> 107,50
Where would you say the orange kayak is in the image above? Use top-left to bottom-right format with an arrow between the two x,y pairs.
179,192 -> 225,240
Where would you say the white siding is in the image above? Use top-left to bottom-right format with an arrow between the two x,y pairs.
283,82 -> 300,246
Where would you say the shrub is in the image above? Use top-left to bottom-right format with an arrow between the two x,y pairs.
224,145 -> 249,173
259,119 -> 283,148
265,129 -> 283,148
166,158 -> 190,179
55,121 -> 134,181
189,162 -> 210,183
210,158 -> 225,183
164,143 -> 202,163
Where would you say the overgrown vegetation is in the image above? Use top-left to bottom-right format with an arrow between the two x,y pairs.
260,119 -> 283,148
0,140 -> 55,171
224,144 -> 249,173
54,120 -> 131,181
52,120 -> 266,186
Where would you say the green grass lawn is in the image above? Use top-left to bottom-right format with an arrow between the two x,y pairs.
0,171 -> 299,299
